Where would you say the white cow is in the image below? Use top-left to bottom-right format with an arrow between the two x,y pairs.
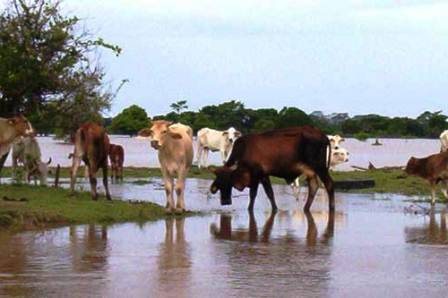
196,127 -> 241,168
138,121 -> 194,214
440,130 -> 448,152
12,136 -> 52,185
291,135 -> 349,198
0,115 -> 34,178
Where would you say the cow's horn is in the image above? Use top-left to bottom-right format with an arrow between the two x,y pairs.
47,157 -> 52,165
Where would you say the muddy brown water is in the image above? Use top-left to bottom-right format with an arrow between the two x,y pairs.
1,180 -> 448,297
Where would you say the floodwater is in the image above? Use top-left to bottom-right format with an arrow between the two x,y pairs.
2,180 -> 448,297
2,136 -> 442,170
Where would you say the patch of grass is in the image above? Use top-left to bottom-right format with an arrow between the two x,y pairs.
0,184 -> 169,231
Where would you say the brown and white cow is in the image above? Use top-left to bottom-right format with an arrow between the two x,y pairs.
109,144 -> 124,181
196,127 -> 241,168
210,126 -> 335,212
405,151 -> 448,205
138,121 -> 193,214
70,123 -> 112,200
0,115 -> 34,176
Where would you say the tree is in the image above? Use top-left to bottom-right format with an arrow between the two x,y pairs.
0,0 -> 121,136
170,100 -> 188,114
110,105 -> 149,135
277,107 -> 313,128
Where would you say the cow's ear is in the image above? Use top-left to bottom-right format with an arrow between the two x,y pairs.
138,128 -> 152,137
7,118 -> 16,125
232,168 -> 250,191
234,131 -> 242,137
222,131 -> 229,136
169,132 -> 182,139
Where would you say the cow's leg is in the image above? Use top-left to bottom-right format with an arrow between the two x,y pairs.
203,148 -> 209,168
319,171 -> 336,211
291,177 -> 301,201
220,149 -> 227,165
248,182 -> 259,211
175,170 -> 188,214
261,176 -> 278,211
441,180 -> 448,201
430,181 -> 437,205
162,168 -> 175,213
87,163 -> 98,200
196,144 -> 203,168
0,151 -> 8,182
102,163 -> 112,200
304,175 -> 319,212
70,154 -> 82,195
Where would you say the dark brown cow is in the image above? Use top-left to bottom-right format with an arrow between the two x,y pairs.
109,144 -> 124,181
405,152 -> 448,205
210,126 -> 335,212
70,123 -> 111,200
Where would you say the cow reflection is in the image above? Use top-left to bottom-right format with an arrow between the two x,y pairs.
405,208 -> 448,245
157,218 -> 191,295
69,224 -> 108,272
210,211 -> 335,246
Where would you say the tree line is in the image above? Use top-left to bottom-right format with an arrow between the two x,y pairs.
105,101 -> 448,139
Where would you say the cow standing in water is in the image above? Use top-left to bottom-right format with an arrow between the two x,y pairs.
109,144 -> 124,182
405,151 -> 448,205
138,121 -> 193,214
210,126 -> 335,212
70,123 -> 112,200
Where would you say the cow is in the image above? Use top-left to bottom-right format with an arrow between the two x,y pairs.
70,123 -> 112,200
440,130 -> 448,152
328,134 -> 345,150
196,127 -> 242,168
209,126 -> 335,212
0,115 -> 34,176
12,136 -> 52,185
405,151 -> 448,205
109,144 -> 124,181
138,120 -> 193,214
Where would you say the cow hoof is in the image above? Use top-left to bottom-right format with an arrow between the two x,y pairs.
174,208 -> 185,215
165,207 -> 174,214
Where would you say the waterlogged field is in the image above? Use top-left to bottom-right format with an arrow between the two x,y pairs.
2,136 -> 442,170
1,183 -> 448,297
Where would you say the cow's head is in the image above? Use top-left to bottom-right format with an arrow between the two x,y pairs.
328,134 -> 345,150
28,158 -> 51,185
330,147 -> 349,168
209,165 -> 251,205
405,156 -> 421,175
138,120 -> 182,150
223,127 -> 242,143
8,115 -> 34,137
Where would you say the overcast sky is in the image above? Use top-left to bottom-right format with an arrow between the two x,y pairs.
63,0 -> 448,117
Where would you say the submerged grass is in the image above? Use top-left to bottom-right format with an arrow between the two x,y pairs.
0,184 -> 170,231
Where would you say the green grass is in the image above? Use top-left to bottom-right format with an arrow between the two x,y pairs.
0,184 -> 171,231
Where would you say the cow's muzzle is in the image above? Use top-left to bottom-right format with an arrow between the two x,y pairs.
150,141 -> 160,149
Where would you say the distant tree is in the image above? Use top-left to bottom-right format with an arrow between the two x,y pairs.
277,107 -> 313,128
417,111 -> 448,137
170,100 -> 188,114
110,105 -> 148,135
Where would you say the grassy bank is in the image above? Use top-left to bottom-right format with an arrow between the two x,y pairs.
0,185 -> 169,231
2,165 -> 433,196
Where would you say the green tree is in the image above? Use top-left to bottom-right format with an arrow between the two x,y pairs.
110,105 -> 149,136
0,0 -> 121,135
170,100 -> 188,114
277,107 -> 313,128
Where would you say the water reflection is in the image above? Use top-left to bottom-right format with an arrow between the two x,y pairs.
157,218 -> 191,297
405,208 -> 448,245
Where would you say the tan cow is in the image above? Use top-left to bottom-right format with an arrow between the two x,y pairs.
0,115 -> 34,176
138,121 -> 193,214
70,123 -> 112,200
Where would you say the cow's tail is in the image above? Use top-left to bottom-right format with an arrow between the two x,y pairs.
327,143 -> 331,170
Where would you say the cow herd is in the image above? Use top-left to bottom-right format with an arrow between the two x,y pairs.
2,114 -> 448,213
